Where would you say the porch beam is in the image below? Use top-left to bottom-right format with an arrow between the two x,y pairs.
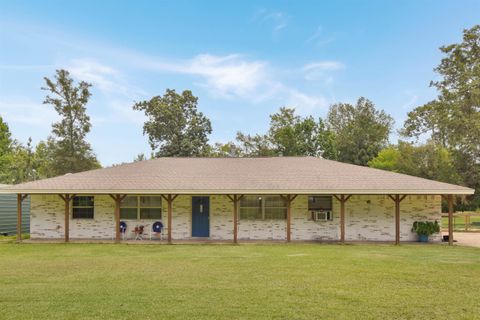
447,194 -> 454,246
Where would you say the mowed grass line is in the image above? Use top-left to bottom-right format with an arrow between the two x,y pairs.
0,243 -> 479,319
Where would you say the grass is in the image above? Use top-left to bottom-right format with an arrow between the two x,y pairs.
1,243 -> 480,319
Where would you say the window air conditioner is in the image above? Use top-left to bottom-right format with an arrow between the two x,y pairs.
312,210 -> 332,221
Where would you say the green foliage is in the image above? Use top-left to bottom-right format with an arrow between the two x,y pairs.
411,221 -> 440,236
227,107 -> 337,158
0,116 -> 14,183
369,141 -> 461,184
326,97 -> 394,166
134,89 -> 212,157
402,25 -> 480,208
42,69 -> 101,175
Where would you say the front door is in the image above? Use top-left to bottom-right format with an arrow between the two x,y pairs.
192,196 -> 210,237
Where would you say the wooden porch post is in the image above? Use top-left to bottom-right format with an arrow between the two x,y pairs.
281,195 -> 297,242
226,195 -> 244,244
58,194 -> 74,243
448,194 -> 454,246
16,194 -> 27,242
388,195 -> 407,245
161,194 -> 178,244
333,195 -> 352,243
109,194 -> 126,243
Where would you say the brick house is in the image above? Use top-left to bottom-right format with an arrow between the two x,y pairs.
1,157 -> 473,244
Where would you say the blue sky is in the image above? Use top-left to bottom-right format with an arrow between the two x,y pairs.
1,0 -> 479,165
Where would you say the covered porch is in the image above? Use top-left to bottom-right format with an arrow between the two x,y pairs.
15,192 -> 457,245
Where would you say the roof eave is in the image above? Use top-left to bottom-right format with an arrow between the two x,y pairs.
0,188 -> 474,195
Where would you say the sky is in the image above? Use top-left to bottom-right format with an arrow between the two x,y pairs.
1,0 -> 479,166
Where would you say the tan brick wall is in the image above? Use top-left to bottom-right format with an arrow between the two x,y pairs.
30,194 -> 442,242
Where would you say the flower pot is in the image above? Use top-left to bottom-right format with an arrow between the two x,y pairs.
418,234 -> 429,242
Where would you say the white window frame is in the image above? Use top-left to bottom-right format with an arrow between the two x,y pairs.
120,195 -> 162,220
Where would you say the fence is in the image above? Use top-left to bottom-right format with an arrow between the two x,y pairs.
441,212 -> 480,232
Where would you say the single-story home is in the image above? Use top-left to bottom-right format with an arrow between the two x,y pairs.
0,157 -> 474,244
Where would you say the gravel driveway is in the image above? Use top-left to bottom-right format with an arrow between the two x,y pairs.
449,232 -> 480,247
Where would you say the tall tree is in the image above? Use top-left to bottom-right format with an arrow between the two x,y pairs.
326,97 -> 393,166
133,89 -> 212,157
402,25 -> 480,208
0,116 -> 14,183
42,70 -> 100,175
230,107 -> 337,158
368,141 -> 461,184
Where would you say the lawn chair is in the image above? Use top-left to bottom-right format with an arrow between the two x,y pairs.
150,221 -> 164,240
119,221 -> 127,240
133,225 -> 145,240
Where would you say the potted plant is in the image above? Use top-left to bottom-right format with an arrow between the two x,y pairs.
411,221 -> 440,242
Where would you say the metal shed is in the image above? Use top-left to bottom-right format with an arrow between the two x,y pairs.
0,184 -> 30,235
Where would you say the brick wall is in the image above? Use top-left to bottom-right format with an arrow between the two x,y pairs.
30,194 -> 442,242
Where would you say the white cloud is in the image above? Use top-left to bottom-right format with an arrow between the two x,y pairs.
302,61 -> 345,82
305,26 -> 336,47
135,53 -> 270,100
0,98 -> 58,126
253,9 -> 289,34
66,58 -> 145,98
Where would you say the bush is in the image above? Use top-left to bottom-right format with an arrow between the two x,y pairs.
411,221 -> 440,236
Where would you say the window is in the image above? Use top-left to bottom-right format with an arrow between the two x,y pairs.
308,196 -> 332,211
239,196 -> 287,220
120,196 -> 162,220
308,196 -> 333,221
72,196 -> 94,219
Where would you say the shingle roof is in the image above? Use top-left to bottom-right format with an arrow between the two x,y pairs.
0,157 -> 474,195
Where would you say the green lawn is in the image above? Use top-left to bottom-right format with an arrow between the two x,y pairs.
1,243 -> 479,319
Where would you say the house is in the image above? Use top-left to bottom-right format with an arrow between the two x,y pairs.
0,157 -> 474,244
0,184 -> 30,236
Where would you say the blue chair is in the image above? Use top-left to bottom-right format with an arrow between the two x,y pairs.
119,221 -> 127,240
150,221 -> 164,240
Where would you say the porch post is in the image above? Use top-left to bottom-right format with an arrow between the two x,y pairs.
226,195 -> 243,244
233,195 -> 238,243
333,195 -> 352,243
58,194 -> 73,243
17,194 -> 21,241
388,195 -> 407,245
281,195 -> 297,242
161,194 -> 178,244
448,194 -> 454,246
109,194 -> 126,243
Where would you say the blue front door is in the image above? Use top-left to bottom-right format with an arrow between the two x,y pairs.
192,196 -> 210,237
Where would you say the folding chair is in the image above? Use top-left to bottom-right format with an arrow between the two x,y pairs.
150,221 -> 164,240
119,221 -> 127,240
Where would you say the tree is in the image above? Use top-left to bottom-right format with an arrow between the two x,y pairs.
270,108 -> 338,158
326,97 -> 394,166
369,141 -> 461,184
402,25 -> 480,208
133,89 -> 212,157
42,69 -> 100,175
230,107 -> 337,158
0,116 -> 14,183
